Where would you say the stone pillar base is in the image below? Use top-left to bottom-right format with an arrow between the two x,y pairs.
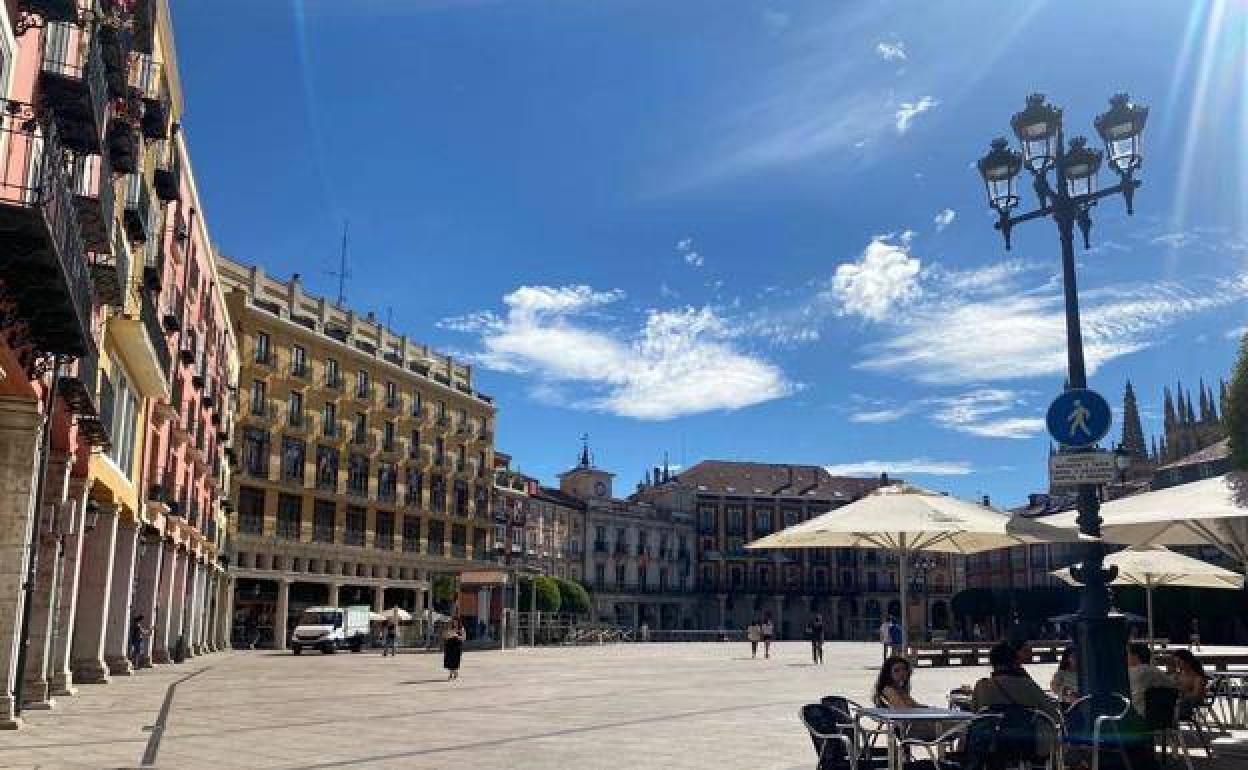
0,695 -> 21,730
105,656 -> 134,677
152,648 -> 171,664
135,653 -> 154,669
70,660 -> 112,684
20,679 -> 52,709
49,672 -> 77,697
22,698 -> 56,711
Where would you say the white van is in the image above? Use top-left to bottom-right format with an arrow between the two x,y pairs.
290,605 -> 372,654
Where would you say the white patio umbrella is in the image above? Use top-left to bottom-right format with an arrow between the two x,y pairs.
384,607 -> 413,623
747,484 -> 1077,649
1052,545 -> 1243,642
1043,473 -> 1248,574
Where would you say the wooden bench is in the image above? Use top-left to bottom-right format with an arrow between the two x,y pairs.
908,640 -> 1075,667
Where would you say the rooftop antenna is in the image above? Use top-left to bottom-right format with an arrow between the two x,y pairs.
328,220 -> 351,309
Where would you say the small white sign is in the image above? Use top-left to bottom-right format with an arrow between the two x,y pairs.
1049,451 -> 1117,485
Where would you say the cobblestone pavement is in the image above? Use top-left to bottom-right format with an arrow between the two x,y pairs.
2,642 -> 1245,769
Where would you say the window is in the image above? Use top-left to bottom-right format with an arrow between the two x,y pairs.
727,507 -> 744,534
403,515 -> 421,552
291,344 -> 307,377
326,357 -> 340,388
385,381 -> 398,408
434,437 -> 445,466
356,369 -> 370,398
595,564 -> 606,587
453,480 -> 469,516
383,420 -> 396,451
375,511 -> 394,549
250,379 -> 266,414
427,520 -> 445,554
410,391 -> 422,417
755,509 -> 772,534
405,467 -> 423,506
255,331 -> 270,363
276,494 -> 301,540
315,445 -> 339,491
378,461 -> 397,502
615,563 -> 626,585
477,450 -> 487,478
354,413 -> 367,443
322,402 -> 337,436
456,444 -> 466,472
345,506 -> 365,545
105,363 -> 139,478
238,487 -> 265,534
280,437 -> 305,483
430,474 -> 446,512
783,510 -> 798,529
242,427 -> 269,478
287,391 -> 303,427
638,566 -> 648,587
347,454 -> 369,496
312,500 -> 335,543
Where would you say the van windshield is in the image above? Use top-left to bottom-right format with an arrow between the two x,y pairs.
297,611 -> 342,628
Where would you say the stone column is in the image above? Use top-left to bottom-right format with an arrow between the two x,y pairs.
196,564 -> 209,653
22,450 -> 73,710
220,574 -> 235,650
327,582 -> 340,608
50,478 -> 88,697
773,596 -> 784,640
182,558 -> 199,657
103,518 -> 139,676
131,534 -> 162,668
373,583 -> 384,612
201,570 -> 215,653
0,395 -> 43,730
167,547 -> 188,661
274,579 -> 290,650
151,540 -> 178,663
70,503 -> 120,684
716,595 -> 727,630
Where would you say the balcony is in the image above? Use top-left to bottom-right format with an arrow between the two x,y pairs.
0,102 -> 95,359
160,289 -> 182,332
69,149 -> 114,252
139,288 -> 171,382
17,0 -> 77,26
130,0 -> 156,55
107,118 -> 139,174
153,144 -> 179,202
143,237 -> 164,291
450,544 -> 467,559
123,172 -> 154,243
58,352 -> 109,448
37,24 -> 108,154
134,57 -> 171,141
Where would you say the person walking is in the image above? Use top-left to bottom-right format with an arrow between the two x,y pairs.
746,619 -> 762,659
382,620 -> 398,657
443,617 -> 466,681
807,613 -> 825,664
888,618 -> 903,658
879,618 -> 892,660
761,615 -> 775,659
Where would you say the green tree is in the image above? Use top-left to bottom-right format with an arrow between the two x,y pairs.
555,577 -> 591,616
1226,332 -> 1248,469
431,575 -> 457,613
518,576 -> 562,613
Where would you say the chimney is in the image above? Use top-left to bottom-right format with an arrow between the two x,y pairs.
981,495 -> 991,507
879,472 -> 890,486
366,311 -> 376,323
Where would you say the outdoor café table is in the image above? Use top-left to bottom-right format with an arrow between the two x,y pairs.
1208,671 -> 1248,728
856,706 -> 976,770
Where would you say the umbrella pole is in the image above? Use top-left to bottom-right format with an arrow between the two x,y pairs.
1146,582 -> 1154,649
898,538 -> 909,654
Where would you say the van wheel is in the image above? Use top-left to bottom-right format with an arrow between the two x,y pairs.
292,646 -> 302,656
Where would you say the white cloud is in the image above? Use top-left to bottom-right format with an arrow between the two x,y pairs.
895,96 -> 938,134
952,417 -> 1046,439
850,407 -> 912,423
445,286 -> 793,420
1227,326 -> 1247,341
875,41 -> 907,61
676,237 -> 705,268
826,234 -> 922,321
824,459 -> 973,476
924,389 -> 1044,439
933,208 -> 956,232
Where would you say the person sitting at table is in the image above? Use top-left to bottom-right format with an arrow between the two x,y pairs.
972,642 -> 1060,720
1169,648 -> 1209,715
873,655 -> 923,708
1049,645 -> 1080,704
1127,641 -> 1175,716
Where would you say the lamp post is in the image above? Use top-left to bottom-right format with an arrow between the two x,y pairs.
977,93 -> 1149,715
909,556 -> 937,642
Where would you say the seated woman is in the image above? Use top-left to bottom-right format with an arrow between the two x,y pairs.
873,655 -> 923,708
1170,649 -> 1210,715
1049,645 -> 1080,704
972,642 -> 1060,720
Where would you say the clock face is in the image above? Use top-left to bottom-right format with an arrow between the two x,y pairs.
594,481 -> 606,497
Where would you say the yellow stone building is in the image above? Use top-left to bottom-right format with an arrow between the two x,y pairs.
218,259 -> 498,648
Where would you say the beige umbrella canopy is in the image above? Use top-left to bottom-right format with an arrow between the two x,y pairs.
1052,545 -> 1244,642
1043,473 -> 1248,572
384,607 -> 413,622
748,484 -> 1077,648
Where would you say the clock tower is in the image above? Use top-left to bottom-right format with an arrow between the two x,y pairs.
558,436 -> 615,501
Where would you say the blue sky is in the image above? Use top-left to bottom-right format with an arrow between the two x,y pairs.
175,0 -> 1247,506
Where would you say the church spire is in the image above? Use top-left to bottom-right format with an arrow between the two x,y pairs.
1121,381 -> 1147,457
578,433 -> 592,469
1185,386 -> 1197,424
1150,435 -> 1159,461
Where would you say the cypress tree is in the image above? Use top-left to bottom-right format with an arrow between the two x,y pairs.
1225,333 -> 1248,470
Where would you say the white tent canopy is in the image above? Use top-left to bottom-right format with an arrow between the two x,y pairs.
748,484 -> 1077,648
1052,544 -> 1243,641
1043,473 -> 1248,571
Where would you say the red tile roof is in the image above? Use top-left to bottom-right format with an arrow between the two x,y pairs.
667,460 -> 886,500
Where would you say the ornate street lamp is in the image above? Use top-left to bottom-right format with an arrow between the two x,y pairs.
977,92 -> 1148,744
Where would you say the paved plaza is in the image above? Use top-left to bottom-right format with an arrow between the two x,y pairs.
2,642 -> 1247,769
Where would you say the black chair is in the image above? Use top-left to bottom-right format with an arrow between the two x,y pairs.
1063,694 -> 1133,770
801,703 -> 885,770
1143,687 -> 1194,770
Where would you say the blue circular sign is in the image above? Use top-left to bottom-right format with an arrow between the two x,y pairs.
1046,388 -> 1112,447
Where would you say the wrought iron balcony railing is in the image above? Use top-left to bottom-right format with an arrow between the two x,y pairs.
38,22 -> 108,154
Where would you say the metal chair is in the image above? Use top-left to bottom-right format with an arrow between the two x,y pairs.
801,703 -> 886,770
1143,687 -> 1194,770
1063,693 -> 1133,770
899,713 -> 1000,770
